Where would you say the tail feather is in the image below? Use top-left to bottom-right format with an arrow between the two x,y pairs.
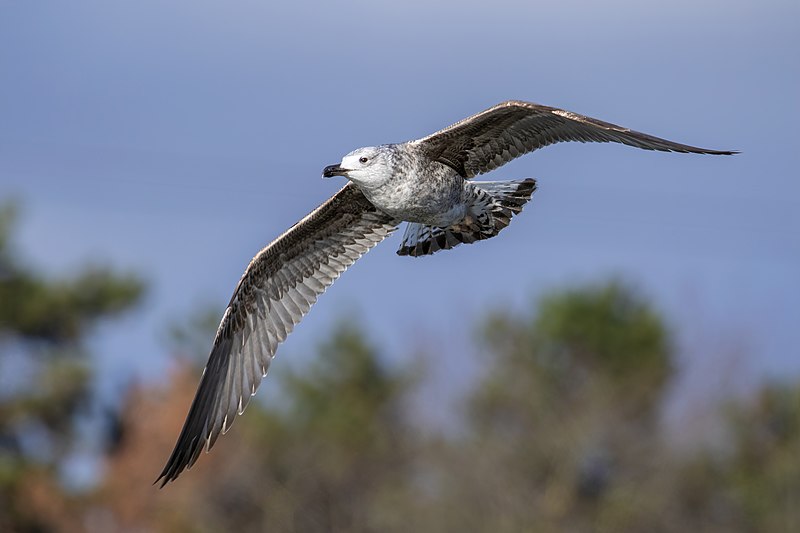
397,178 -> 537,257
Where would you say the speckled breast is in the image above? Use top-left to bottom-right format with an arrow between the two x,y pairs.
365,158 -> 466,226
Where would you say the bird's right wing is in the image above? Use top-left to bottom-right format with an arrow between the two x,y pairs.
412,100 -> 735,178
156,183 -> 398,486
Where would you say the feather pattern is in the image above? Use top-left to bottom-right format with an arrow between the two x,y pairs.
156,184 -> 398,486
397,178 -> 537,257
158,100 -> 734,486
412,100 -> 736,178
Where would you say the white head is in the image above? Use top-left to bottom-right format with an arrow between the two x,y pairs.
322,145 -> 394,188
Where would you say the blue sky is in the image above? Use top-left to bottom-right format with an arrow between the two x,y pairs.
1,1 -> 798,418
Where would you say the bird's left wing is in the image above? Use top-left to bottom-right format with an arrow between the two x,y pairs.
156,183 -> 398,486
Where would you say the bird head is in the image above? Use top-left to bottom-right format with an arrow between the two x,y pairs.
322,146 -> 394,189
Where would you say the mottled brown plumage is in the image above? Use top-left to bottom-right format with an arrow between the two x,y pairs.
158,100 -> 733,486
156,184 -> 398,486
412,100 -> 734,178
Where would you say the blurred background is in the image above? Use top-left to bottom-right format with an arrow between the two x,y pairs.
1,0 -> 798,531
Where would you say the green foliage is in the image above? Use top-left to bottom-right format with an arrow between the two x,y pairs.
1,200 -> 798,531
0,204 -> 144,344
283,323 -> 409,443
176,322 -> 418,533
725,384 -> 800,530
0,202 -> 19,271
534,281 -> 671,384
434,281 -> 674,531
3,358 -> 92,434
0,267 -> 143,344
0,201 -> 146,528
166,280 -> 792,533
471,281 -> 671,437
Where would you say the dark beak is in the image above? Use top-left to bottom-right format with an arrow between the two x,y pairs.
322,164 -> 349,178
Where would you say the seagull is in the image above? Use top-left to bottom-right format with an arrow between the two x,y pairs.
156,100 -> 734,486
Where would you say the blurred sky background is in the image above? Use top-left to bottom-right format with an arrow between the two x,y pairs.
1,1 -> 798,428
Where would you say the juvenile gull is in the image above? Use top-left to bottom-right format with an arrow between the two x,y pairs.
156,100 -> 734,485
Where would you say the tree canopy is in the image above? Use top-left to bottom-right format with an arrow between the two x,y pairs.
1,201 -> 798,532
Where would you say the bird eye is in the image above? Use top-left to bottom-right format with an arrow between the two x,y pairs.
359,157 -> 368,164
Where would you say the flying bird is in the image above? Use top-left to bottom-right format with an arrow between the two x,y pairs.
156,100 -> 734,486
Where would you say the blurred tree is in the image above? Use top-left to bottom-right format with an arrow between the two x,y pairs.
676,382 -> 800,532
180,322 -> 418,533
0,202 -> 145,532
4,218 -> 796,533
97,316 -> 418,533
725,383 -> 800,531
424,281 -> 678,532
95,280 -> 800,533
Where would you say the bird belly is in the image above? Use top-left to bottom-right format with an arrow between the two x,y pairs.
362,174 -> 466,226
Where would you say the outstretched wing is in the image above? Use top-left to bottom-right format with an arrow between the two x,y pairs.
412,100 -> 735,178
156,184 -> 398,486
